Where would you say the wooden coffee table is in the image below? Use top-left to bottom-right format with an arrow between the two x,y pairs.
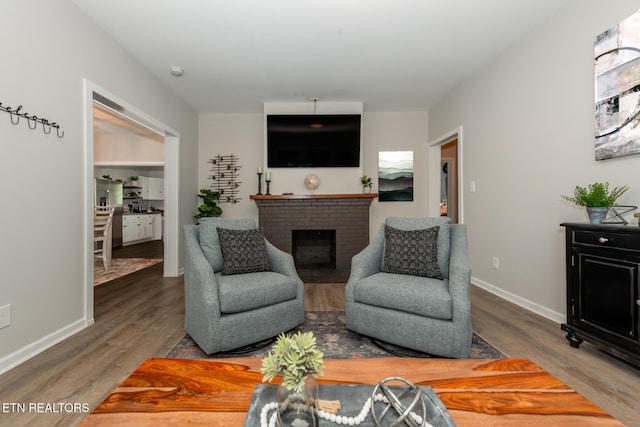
80,357 -> 623,426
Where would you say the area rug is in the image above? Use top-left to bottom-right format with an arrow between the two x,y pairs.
167,311 -> 506,359
94,258 -> 163,286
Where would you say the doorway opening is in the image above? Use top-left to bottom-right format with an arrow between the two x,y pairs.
93,100 -> 165,287
428,127 -> 463,224
84,80 -> 180,324
440,139 -> 458,223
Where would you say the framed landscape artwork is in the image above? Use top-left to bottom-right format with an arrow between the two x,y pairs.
594,9 -> 640,160
378,151 -> 413,201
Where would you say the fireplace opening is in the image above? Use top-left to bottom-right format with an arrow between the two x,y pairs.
292,230 -> 336,269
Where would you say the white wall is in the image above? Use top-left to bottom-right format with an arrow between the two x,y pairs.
0,0 -> 198,374
198,110 -> 430,237
429,0 -> 640,322
198,113 -> 264,221
363,112 -> 430,235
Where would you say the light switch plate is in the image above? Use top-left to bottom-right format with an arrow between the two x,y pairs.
0,304 -> 10,329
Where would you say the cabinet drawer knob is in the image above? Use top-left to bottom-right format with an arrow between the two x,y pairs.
598,237 -> 608,243
637,300 -> 640,306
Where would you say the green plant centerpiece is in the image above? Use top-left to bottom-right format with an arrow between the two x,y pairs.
261,332 -> 324,426
261,331 -> 324,392
561,182 -> 629,224
194,188 -> 222,220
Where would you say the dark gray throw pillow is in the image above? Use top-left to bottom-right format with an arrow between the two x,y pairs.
382,225 -> 442,279
216,227 -> 272,275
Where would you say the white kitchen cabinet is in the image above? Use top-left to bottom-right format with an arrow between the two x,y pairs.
143,215 -> 154,237
122,214 -> 160,245
122,215 -> 131,242
146,177 -> 164,200
123,215 -> 143,244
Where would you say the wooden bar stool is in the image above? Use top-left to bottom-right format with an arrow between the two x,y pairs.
94,206 -> 115,270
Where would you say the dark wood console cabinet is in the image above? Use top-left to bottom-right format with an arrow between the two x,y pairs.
560,223 -> 640,368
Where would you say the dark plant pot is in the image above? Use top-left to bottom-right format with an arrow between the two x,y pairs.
586,207 -> 609,224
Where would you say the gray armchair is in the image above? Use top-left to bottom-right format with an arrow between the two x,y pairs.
183,218 -> 304,354
345,217 -> 472,358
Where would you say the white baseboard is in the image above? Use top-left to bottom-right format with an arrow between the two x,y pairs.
472,276 -> 565,324
0,319 -> 89,376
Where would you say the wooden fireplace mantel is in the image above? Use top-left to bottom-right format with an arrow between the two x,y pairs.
250,193 -> 378,200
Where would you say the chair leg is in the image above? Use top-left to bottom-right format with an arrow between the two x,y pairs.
104,228 -> 112,269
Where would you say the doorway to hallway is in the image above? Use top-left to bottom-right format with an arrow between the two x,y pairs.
428,126 -> 463,224
440,139 -> 458,223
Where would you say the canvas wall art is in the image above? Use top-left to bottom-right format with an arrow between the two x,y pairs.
378,151 -> 413,202
594,9 -> 640,160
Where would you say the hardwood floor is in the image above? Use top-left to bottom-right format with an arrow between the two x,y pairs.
111,240 -> 164,259
304,282 -> 345,311
0,258 -> 638,426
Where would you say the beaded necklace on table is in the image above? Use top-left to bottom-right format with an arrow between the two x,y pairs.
259,393 -> 429,427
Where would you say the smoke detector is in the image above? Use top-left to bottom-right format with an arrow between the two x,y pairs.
169,66 -> 184,77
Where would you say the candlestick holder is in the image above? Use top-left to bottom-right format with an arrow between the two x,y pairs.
265,179 -> 271,195
256,172 -> 263,195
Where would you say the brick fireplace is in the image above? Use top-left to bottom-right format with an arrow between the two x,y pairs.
251,193 -> 377,281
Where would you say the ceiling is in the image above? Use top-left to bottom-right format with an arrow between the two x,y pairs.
74,0 -> 569,114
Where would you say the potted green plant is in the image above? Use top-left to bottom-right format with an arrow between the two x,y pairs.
561,182 -> 629,223
128,176 -> 139,186
261,332 -> 324,425
194,188 -> 222,220
360,175 -> 373,193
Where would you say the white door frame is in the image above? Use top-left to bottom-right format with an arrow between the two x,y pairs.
83,79 -> 180,324
427,126 -> 463,224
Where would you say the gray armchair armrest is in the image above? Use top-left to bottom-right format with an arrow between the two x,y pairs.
447,224 -> 472,355
347,225 -> 385,283
183,225 -> 221,321
345,225 -> 385,308
266,240 -> 300,279
448,224 -> 471,306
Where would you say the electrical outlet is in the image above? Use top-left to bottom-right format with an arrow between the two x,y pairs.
0,304 -> 10,329
492,257 -> 499,270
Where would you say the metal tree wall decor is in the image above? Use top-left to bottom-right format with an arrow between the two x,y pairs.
208,154 -> 242,203
594,9 -> 640,160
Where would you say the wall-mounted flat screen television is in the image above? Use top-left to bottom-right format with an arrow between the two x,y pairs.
267,114 -> 361,167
